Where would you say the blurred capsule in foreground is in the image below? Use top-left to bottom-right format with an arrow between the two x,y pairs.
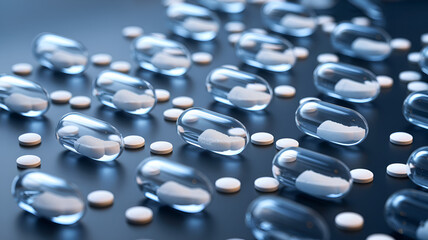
407,146 -> 428,189
420,46 -> 428,75
403,91 -> 428,130
197,0 -> 246,13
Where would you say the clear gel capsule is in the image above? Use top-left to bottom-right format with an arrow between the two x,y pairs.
93,70 -> 156,115
32,33 -> 88,74
197,0 -> 246,13
0,74 -> 49,117
206,67 -> 273,110
420,46 -> 428,75
407,147 -> 428,189
331,22 -> 392,61
295,100 -> 369,146
246,196 -> 330,240
136,157 -> 213,213
273,147 -> 352,200
236,31 -> 296,72
167,3 -> 220,41
11,170 -> 85,225
385,189 -> 428,240
298,0 -> 338,9
55,113 -> 124,161
131,34 -> 191,76
403,91 -> 428,130
314,62 -> 380,103
177,107 -> 249,155
261,2 -> 317,37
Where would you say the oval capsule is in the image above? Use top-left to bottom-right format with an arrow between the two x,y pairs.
167,3 -> 220,41
403,91 -> 428,130
177,107 -> 249,155
420,46 -> 428,75
246,196 -> 330,240
273,147 -> 352,200
136,157 -> 213,213
206,67 -> 273,111
0,74 -> 49,117
385,189 -> 428,239
11,170 -> 85,225
314,62 -> 380,103
32,33 -> 88,74
262,2 -> 317,37
298,0 -> 338,9
407,146 -> 428,189
197,0 -> 246,13
55,113 -> 124,161
295,100 -> 369,146
93,70 -> 156,115
236,31 -> 296,72
331,22 -> 392,61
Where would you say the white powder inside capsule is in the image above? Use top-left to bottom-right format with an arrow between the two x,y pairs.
156,181 -> 211,206
351,38 -> 391,56
295,170 -> 350,197
151,52 -> 191,70
280,13 -> 316,29
182,17 -> 219,33
255,49 -> 295,66
227,86 -> 271,108
334,78 -> 378,99
317,120 -> 366,143
49,49 -> 87,68
32,191 -> 84,217
112,89 -> 155,111
198,129 -> 245,152
74,135 -> 120,159
4,93 -> 48,113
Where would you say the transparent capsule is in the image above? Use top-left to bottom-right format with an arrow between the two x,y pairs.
177,107 -> 249,155
55,113 -> 124,161
167,3 -> 220,41
261,2 -> 317,37
11,170 -> 85,225
314,62 -> 380,103
93,70 -> 156,115
246,196 -> 330,240
136,157 -> 213,213
273,147 -> 352,200
206,67 -> 273,110
385,189 -> 428,240
403,91 -> 428,129
407,147 -> 428,189
298,0 -> 338,9
197,0 -> 246,13
0,74 -> 49,117
236,31 -> 296,72
131,34 -> 191,76
331,22 -> 391,61
295,100 -> 369,146
32,33 -> 88,74
420,46 -> 428,75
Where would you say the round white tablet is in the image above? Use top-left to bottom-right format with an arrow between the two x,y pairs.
16,155 -> 41,168
12,63 -> 33,75
228,33 -> 242,45
225,21 -> 245,33
246,83 -> 267,92
386,163 -> 408,178
150,141 -> 173,154
163,108 -> 184,121
228,128 -> 247,137
122,26 -> 143,38
192,52 -> 213,65
275,138 -> 299,150
317,53 -> 339,63
147,89 -> 170,102
57,125 -> 79,137
293,47 -> 309,59
254,177 -> 279,192
389,132 -> 413,145
376,76 -> 393,88
422,33 -> 428,45
124,135 -> 145,149
215,177 -> 241,193
322,22 -> 336,33
350,169 -> 374,184
70,96 -> 91,109
110,61 -> 131,73
399,71 -> 421,82
172,96 -> 194,109
18,133 -> 42,146
390,38 -> 411,51
87,190 -> 114,207
91,53 -> 112,66
335,212 -> 364,231
366,233 -> 395,240
251,132 -> 274,145
125,206 -> 153,225
408,52 -> 422,63
317,15 -> 334,25
352,16 -> 370,26
50,90 -> 72,104
408,81 -> 428,92
274,85 -> 296,98
299,97 -> 320,105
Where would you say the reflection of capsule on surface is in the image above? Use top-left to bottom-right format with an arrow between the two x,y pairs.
403,91 -> 428,130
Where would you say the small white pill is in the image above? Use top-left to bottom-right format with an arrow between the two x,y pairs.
228,33 -> 242,45
366,233 -> 395,240
122,26 -> 143,38
322,22 -> 336,33
50,90 -> 72,104
408,52 -> 422,63
91,53 -> 112,66
293,47 -> 309,59
192,52 -> 213,65
335,212 -> 364,231
70,96 -> 91,109
299,97 -> 320,105
399,71 -> 421,82
387,163 -> 408,178
125,206 -> 153,225
274,85 -> 296,98
408,81 -> 428,92
352,16 -> 370,26
215,177 -> 241,193
376,76 -> 393,88
422,33 -> 428,45
16,155 -> 41,168
87,190 -> 114,207
254,177 -> 279,192
228,128 -> 247,137
350,169 -> 374,184
389,132 -> 413,145
12,63 -> 33,75
163,108 -> 184,121
225,21 -> 246,33
317,53 -> 338,63
275,138 -> 299,150
246,83 -> 267,92
124,135 -> 145,149
150,141 -> 173,154
172,96 -> 194,109
110,61 -> 131,73
18,133 -> 41,146
251,132 -> 274,145
317,15 -> 334,25
390,38 -> 411,51
145,89 -> 170,102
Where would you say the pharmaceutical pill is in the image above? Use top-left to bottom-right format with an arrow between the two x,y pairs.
254,177 -> 279,192
422,33 -> 428,45
351,16 -> 370,26
317,53 -> 338,63
386,163 -> 408,178
350,168 -> 374,184
146,89 -> 169,102
246,83 -> 268,92
57,125 -> 79,137
275,138 -> 299,150
16,155 -> 41,168
251,132 -> 274,145
317,15 -> 334,25
110,61 -> 131,73
274,85 -> 296,98
228,33 -> 242,45
122,26 -> 143,38
150,141 -> 173,154
299,97 -> 320,105
224,21 -> 246,33
335,212 -> 364,231
12,63 -> 33,75
215,177 -> 241,193
366,234 -> 395,240
399,71 -> 421,82
124,135 -> 145,149
407,147 -> 428,189
50,90 -> 72,104
408,52 -> 422,63
191,52 -> 213,64
87,190 -> 114,207
389,132 -> 413,145
403,91 -> 428,129
293,46 -> 309,59
163,108 -> 184,121
376,75 -> 393,88
197,0 -> 246,13
91,53 -> 112,66
69,96 -> 91,109
408,81 -> 428,92
163,0 -> 184,7
390,38 -> 411,51
125,206 -> 153,224
19,133 -> 41,146
322,22 -> 336,33
172,96 -> 194,109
